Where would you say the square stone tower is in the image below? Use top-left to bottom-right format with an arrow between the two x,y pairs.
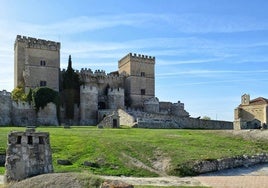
14,35 -> 61,92
118,53 -> 155,109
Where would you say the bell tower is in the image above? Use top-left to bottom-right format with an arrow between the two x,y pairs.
241,94 -> 250,105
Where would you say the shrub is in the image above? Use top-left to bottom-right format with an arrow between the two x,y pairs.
32,87 -> 59,112
11,86 -> 27,102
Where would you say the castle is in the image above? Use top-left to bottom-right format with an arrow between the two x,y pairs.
0,35 -> 233,129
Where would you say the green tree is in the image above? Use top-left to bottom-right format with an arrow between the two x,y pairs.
202,116 -> 211,120
11,86 -> 27,102
61,55 -> 81,119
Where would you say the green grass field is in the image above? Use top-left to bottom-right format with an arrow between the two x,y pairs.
0,127 -> 267,177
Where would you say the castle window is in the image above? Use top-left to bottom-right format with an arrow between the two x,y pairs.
141,72 -> 145,77
141,89 -> 146,95
40,60 -> 46,66
28,136 -> 33,145
40,81 -> 47,87
39,137 -> 44,144
17,136 -> 22,144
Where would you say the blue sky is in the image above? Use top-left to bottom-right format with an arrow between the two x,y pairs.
1,0 -> 268,121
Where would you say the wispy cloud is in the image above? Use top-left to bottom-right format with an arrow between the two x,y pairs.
168,13 -> 268,33
157,58 -> 224,65
173,78 -> 268,87
157,69 -> 268,78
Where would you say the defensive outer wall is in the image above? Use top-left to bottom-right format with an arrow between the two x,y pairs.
118,109 -> 233,129
0,89 -> 233,129
0,90 -> 58,126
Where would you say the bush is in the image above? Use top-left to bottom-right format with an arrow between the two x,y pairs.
32,87 -> 59,112
11,86 -> 27,102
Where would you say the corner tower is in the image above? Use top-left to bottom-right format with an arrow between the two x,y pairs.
14,35 -> 60,91
118,53 -> 155,109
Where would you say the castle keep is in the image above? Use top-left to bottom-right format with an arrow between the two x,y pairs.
0,35 -> 233,129
14,35 -> 60,92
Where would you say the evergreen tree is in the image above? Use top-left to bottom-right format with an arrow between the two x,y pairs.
62,55 -> 81,119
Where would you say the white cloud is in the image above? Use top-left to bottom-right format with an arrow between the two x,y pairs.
168,13 -> 268,33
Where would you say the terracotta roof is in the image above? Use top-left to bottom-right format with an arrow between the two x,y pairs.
249,97 -> 268,105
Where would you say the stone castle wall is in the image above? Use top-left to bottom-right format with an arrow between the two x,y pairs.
0,91 -> 12,125
0,90 -> 59,126
79,68 -> 125,94
107,88 -> 124,109
37,103 -> 58,125
80,85 -> 98,125
11,101 -> 36,126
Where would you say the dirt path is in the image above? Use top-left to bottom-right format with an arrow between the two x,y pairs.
102,175 -> 203,187
1,174 -> 268,188
195,176 -> 268,188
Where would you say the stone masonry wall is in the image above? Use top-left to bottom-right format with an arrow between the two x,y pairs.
80,85 -> 98,125
11,101 -> 36,126
191,153 -> 268,175
118,109 -> 135,127
5,129 -> 53,182
0,90 -> 12,125
97,112 -> 120,128
126,110 -> 233,129
37,102 -> 58,125
0,95 -> 60,126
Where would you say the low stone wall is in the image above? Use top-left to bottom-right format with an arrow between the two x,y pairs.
192,153 -> 268,174
182,118 -> 233,129
132,116 -> 233,130
124,109 -> 233,129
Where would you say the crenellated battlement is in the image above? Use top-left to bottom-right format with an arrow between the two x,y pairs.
124,53 -> 155,60
79,68 -> 125,83
12,101 -> 33,110
118,52 -> 155,70
0,90 -> 11,96
108,87 -> 124,95
80,85 -> 98,93
15,35 -> 60,51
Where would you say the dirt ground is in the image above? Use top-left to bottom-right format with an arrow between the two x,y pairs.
215,129 -> 268,141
